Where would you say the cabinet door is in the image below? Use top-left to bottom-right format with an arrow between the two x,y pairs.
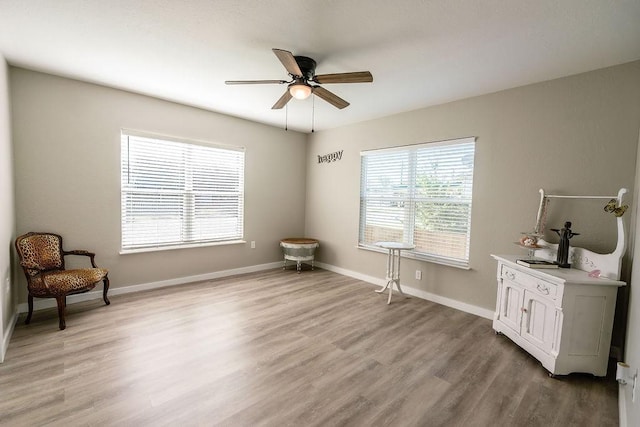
521,290 -> 557,353
499,280 -> 524,333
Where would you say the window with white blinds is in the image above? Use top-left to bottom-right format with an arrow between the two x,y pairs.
121,131 -> 245,252
359,137 -> 476,268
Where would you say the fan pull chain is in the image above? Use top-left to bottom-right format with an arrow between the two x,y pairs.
311,95 -> 315,133
285,104 -> 288,131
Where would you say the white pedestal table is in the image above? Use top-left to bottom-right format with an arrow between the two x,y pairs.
375,242 -> 415,304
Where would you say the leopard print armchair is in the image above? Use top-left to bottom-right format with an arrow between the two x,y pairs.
15,232 -> 110,330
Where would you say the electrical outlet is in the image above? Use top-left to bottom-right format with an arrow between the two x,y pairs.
415,270 -> 422,280
251,241 -> 256,249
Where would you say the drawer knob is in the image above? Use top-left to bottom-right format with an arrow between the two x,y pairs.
521,307 -> 527,313
536,283 -> 550,295
505,271 -> 516,280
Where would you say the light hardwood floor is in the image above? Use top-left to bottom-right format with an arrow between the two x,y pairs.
0,268 -> 618,426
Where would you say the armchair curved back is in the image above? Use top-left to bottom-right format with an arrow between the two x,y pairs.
15,232 -> 65,276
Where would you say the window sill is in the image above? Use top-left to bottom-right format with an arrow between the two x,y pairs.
120,240 -> 246,255
357,244 -> 471,270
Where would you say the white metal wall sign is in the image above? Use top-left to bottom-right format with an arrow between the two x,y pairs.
317,150 -> 343,164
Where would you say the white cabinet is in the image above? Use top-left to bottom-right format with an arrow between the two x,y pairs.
492,255 -> 624,376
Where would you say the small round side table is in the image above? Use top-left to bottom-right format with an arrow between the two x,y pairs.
280,238 -> 320,273
375,242 -> 415,304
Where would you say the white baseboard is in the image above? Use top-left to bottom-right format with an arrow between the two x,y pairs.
17,261 -> 282,314
1,308 -> 18,363
315,262 -> 494,320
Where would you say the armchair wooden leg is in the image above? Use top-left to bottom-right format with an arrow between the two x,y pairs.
103,276 -> 110,305
25,295 -> 34,325
56,296 -> 66,330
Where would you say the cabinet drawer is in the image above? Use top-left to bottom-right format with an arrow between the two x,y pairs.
501,265 -> 558,300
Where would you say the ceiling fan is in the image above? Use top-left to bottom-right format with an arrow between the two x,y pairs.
225,48 -> 373,110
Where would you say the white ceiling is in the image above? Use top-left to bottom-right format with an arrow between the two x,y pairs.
1,0 -> 639,133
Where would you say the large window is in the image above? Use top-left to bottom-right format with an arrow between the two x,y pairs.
359,137 -> 476,268
121,131 -> 245,252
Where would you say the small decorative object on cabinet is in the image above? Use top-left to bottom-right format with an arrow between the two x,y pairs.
515,232 -> 545,258
492,188 -> 628,377
550,221 -> 579,268
515,259 -> 558,269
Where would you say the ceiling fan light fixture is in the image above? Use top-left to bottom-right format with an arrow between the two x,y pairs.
289,81 -> 312,100
226,48 -> 372,110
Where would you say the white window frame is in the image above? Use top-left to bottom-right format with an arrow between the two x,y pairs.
120,130 -> 245,253
358,137 -> 476,268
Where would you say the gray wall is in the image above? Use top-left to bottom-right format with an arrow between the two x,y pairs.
0,54 -> 16,361
305,61 -> 640,313
10,68 -> 308,303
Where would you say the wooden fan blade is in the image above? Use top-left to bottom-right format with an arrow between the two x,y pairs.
313,86 -> 350,109
313,71 -> 373,84
272,48 -> 303,77
225,80 -> 287,85
272,90 -> 293,109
